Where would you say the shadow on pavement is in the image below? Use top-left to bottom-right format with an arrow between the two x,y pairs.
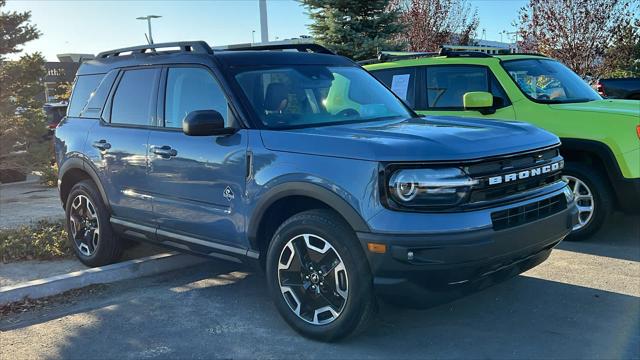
2,258 -> 638,359
557,212 -> 640,262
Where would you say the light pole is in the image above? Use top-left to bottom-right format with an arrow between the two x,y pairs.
136,15 -> 162,44
252,30 -> 256,44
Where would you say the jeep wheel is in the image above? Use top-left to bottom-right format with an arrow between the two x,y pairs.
266,209 -> 376,341
65,180 -> 122,266
562,162 -> 613,241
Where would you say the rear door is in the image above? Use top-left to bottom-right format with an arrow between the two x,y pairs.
146,65 -> 248,251
86,67 -> 160,226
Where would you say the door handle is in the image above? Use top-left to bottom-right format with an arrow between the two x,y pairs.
92,140 -> 111,151
151,145 -> 178,158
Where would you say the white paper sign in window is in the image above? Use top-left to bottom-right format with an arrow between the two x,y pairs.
390,74 -> 410,101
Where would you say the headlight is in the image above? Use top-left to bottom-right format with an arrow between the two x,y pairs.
387,168 -> 478,209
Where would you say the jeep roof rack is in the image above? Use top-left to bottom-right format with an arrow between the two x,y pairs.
217,42 -> 334,55
358,47 -> 494,65
97,41 -> 213,58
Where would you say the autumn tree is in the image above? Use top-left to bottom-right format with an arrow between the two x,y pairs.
391,0 -> 479,52
0,0 -> 48,182
516,0 -> 639,78
299,0 -> 403,60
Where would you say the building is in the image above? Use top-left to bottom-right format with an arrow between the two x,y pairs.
43,53 -> 94,103
442,40 -> 517,55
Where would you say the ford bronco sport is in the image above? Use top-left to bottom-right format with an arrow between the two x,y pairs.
365,50 -> 640,241
55,41 -> 578,341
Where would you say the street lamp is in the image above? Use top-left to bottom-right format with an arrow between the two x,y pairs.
136,15 -> 162,44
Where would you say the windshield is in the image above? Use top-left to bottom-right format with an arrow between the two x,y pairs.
502,59 -> 601,103
234,65 -> 413,129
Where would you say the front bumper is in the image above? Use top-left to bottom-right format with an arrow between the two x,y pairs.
357,187 -> 579,302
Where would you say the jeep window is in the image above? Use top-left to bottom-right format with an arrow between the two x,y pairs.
110,68 -> 159,126
165,67 -> 229,128
502,59 -> 601,103
234,65 -> 413,129
425,66 -> 509,109
369,67 -> 417,107
68,74 -> 104,117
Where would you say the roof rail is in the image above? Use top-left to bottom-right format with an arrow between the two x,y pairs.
219,43 -> 334,55
97,41 -> 213,58
358,47 -> 494,65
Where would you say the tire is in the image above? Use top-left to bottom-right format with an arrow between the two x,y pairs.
562,162 -> 613,241
265,209 -> 376,341
65,180 -> 123,266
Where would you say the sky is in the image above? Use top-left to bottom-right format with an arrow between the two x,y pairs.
5,0 -> 527,61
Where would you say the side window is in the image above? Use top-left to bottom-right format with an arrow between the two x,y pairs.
165,67 -> 229,129
370,67 -> 417,107
425,66 -> 511,109
110,68 -> 159,126
426,66 -> 489,108
68,74 -> 104,117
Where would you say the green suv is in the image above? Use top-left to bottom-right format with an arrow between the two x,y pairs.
365,51 -> 640,240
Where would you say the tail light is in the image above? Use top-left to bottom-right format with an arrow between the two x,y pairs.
596,81 -> 606,96
636,125 -> 640,140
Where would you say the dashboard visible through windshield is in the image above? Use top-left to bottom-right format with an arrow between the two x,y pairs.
502,59 -> 601,104
233,65 -> 414,129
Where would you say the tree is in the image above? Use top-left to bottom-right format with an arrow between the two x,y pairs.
0,0 -> 48,182
299,0 -> 403,60
391,0 -> 479,52
603,18 -> 640,77
516,0 -> 638,78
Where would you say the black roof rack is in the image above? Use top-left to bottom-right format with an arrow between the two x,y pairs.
358,47 -> 495,65
219,43 -> 334,55
97,41 -> 213,58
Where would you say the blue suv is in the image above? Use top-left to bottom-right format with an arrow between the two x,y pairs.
55,41 -> 578,340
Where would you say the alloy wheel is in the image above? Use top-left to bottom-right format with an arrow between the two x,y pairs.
277,233 -> 348,325
69,194 -> 100,256
563,175 -> 595,231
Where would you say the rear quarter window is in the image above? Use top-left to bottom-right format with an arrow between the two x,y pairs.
369,67 -> 417,107
67,74 -> 105,117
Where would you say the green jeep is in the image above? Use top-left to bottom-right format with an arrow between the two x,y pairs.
365,51 -> 640,240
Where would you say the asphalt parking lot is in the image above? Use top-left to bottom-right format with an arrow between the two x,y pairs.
1,212 -> 638,359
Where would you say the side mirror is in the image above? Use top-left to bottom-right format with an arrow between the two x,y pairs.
463,91 -> 495,115
182,110 -> 235,136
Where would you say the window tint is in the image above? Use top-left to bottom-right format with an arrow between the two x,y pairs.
111,69 -> 159,126
165,67 -> 229,128
370,67 -> 417,107
68,74 -> 104,117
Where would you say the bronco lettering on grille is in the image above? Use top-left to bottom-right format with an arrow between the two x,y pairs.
488,161 -> 563,186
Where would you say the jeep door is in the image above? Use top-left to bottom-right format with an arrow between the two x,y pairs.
86,68 -> 159,226
146,66 -> 248,250
372,65 -> 516,120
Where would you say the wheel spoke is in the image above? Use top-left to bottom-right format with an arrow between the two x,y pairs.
277,233 -> 348,325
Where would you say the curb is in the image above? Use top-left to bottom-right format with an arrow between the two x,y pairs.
0,252 -> 207,305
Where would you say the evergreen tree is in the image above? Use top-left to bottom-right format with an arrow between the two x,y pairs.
300,0 -> 403,61
0,0 -> 48,182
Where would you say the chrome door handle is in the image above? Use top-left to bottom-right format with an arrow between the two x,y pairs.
92,140 -> 111,151
151,145 -> 177,158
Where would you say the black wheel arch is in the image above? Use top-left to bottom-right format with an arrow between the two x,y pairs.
59,158 -> 111,212
247,182 -> 370,258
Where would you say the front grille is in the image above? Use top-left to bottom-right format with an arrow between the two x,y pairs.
465,147 -> 563,205
491,194 -> 566,230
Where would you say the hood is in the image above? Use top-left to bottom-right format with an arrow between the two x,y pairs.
260,116 -> 559,162
548,99 -> 640,117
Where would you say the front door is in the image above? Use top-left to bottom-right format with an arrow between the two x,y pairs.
419,65 -> 516,119
147,66 -> 248,249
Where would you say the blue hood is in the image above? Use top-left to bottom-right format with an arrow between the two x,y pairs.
260,116 -> 560,162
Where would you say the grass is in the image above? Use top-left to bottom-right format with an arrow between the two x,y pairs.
0,219 -> 72,263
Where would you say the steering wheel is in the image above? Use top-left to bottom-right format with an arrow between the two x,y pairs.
537,94 -> 550,100
336,108 -> 360,117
